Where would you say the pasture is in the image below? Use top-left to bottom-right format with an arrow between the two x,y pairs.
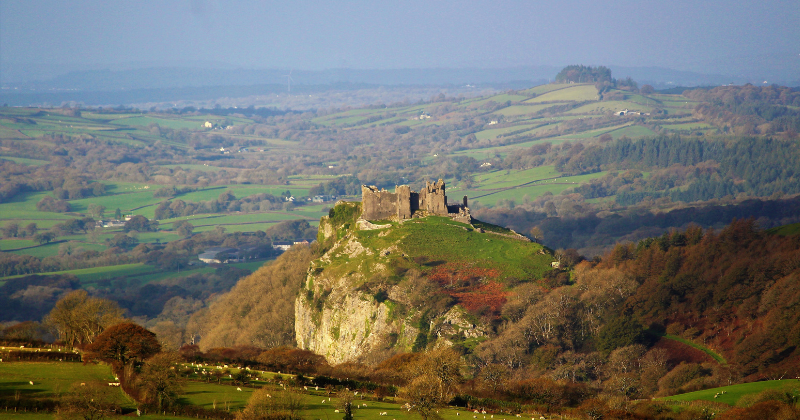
661,379 -> 800,406
525,84 -> 598,103
0,361 -> 130,404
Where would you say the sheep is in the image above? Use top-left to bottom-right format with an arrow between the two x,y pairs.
29,381 -> 34,385
237,387 -> 242,391
80,383 -> 85,386
335,410 -> 340,413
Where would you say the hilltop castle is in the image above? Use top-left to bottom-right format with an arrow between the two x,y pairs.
361,179 -> 471,223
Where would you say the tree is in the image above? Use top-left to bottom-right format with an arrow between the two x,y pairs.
137,352 -> 185,411
402,374 -> 444,420
529,226 -> 544,243
88,204 -> 106,219
46,290 -> 125,348
479,363 -> 509,394
174,221 -> 194,238
407,347 -> 463,402
56,382 -> 119,420
33,231 -> 57,244
338,389 -> 355,420
85,322 -> 161,366
596,314 -> 646,354
2,221 -> 19,238
640,84 -> 655,95
37,196 -> 71,213
114,208 -> 122,220
107,233 -> 138,249
237,387 -> 304,420
124,215 -> 156,232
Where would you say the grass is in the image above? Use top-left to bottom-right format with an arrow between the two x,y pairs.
493,104 -> 554,117
449,169 -> 608,206
519,83 -> 573,96
661,379 -> 800,406
181,382 -> 254,411
525,84 -> 599,103
605,124 -> 658,138
565,100 -> 646,115
0,157 -> 49,166
0,263 -> 154,283
182,381 -> 500,420
767,222 -> 800,236
353,216 -> 553,281
0,361 -> 131,405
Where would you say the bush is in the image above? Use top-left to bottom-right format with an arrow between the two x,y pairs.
36,196 -> 71,213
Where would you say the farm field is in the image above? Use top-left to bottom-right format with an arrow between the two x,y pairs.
452,172 -> 608,207
661,379 -> 800,406
525,84 -> 598,103
0,361 -> 132,405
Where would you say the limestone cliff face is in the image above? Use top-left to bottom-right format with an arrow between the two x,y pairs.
294,207 -> 486,364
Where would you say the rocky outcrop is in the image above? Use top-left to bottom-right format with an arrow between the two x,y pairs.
295,209 -> 487,364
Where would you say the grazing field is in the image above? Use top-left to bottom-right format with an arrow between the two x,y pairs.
525,84 -> 599,103
452,172 -> 608,207
661,379 -> 800,406
355,216 -> 553,281
0,361 -> 130,404
519,83 -> 574,96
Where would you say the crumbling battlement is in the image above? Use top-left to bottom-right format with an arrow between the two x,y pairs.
361,179 -> 471,223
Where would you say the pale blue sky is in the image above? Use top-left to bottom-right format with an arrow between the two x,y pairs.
1,0 -> 798,82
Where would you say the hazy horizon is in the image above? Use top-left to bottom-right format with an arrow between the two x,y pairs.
2,0 -> 799,86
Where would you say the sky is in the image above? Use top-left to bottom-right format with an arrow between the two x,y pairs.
1,0 -> 799,83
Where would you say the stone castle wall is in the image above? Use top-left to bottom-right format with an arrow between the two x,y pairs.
361,179 -> 470,222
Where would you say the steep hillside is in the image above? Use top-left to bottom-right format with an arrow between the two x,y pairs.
295,202 -> 554,364
186,245 -> 316,350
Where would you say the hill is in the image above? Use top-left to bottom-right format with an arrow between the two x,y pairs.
188,197 -> 555,364
295,201 -> 553,364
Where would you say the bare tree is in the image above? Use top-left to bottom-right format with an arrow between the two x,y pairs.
46,290 -> 125,348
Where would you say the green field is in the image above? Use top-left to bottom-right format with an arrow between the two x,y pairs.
662,379 -> 800,406
768,222 -> 800,236
493,104 -> 553,117
351,216 -> 553,281
525,84 -> 598,103
0,157 -> 50,166
0,361 -> 131,405
519,83 -> 574,96
447,167 -> 608,206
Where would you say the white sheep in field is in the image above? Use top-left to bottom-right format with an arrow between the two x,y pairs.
237,387 -> 242,391
335,410 -> 340,413
29,381 -> 34,385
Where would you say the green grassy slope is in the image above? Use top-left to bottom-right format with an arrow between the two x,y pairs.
661,379 -> 800,406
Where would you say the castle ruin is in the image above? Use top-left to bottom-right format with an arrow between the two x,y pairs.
361,179 -> 471,223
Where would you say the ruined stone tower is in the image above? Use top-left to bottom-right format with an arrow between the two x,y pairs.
360,179 -> 471,223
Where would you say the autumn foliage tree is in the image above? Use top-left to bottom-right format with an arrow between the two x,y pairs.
85,322 -> 161,366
